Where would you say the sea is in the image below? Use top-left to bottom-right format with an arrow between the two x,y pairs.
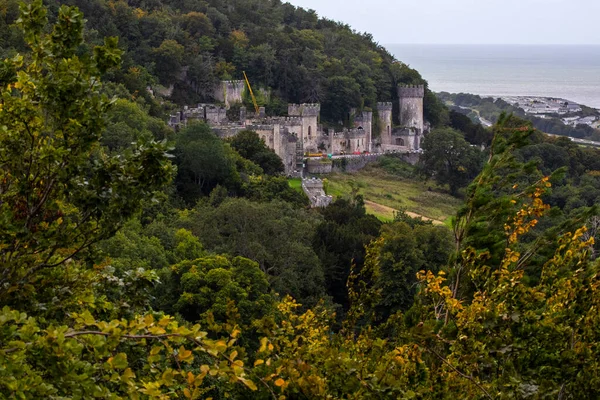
386,44 -> 600,109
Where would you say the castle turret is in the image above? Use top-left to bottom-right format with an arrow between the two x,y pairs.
377,102 -> 393,145
214,80 -> 245,109
397,85 -> 424,133
350,109 -> 373,152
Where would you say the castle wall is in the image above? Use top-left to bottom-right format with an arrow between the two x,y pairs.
205,105 -> 228,125
390,127 -> 420,151
302,178 -> 332,207
306,158 -> 333,174
212,125 -> 246,139
331,154 -> 381,173
214,80 -> 245,108
247,124 -> 276,149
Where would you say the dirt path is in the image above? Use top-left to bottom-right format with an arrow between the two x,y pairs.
364,200 -> 445,225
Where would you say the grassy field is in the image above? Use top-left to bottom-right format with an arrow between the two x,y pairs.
323,165 -> 463,224
288,177 -> 303,193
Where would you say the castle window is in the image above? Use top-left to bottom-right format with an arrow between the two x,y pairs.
387,126 -> 390,135
396,138 -> 405,146
308,126 -> 312,137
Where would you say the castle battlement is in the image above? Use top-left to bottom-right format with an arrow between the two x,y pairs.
222,80 -> 245,86
332,128 -> 367,138
288,103 -> 321,117
247,124 -> 277,131
377,102 -> 393,111
213,122 -> 245,128
354,111 -> 373,121
254,116 -> 303,126
397,84 -> 425,98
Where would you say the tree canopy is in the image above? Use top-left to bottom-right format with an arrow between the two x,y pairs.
3,2 -> 600,399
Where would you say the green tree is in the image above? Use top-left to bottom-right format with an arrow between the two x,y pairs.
181,11 -> 214,38
243,175 -> 310,208
312,197 -> 382,309
156,255 -> 275,329
419,127 -> 484,195
228,129 -> 284,175
183,198 -> 326,306
102,98 -> 171,151
321,76 -> 362,124
0,0 -> 171,307
174,121 -> 241,203
449,110 -> 493,146
373,221 -> 453,319
152,39 -> 184,85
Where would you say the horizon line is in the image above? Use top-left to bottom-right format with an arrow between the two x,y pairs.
383,43 -> 600,46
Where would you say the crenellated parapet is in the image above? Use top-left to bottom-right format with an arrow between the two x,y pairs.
247,124 -> 278,132
397,84 -> 425,98
377,102 -> 393,111
214,80 -> 245,108
288,103 -> 321,117
265,116 -> 304,126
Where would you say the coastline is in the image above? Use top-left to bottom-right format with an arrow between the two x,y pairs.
387,44 -> 600,109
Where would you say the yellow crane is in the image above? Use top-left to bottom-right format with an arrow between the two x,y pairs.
242,71 -> 260,115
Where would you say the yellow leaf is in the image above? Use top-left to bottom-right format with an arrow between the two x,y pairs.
183,388 -> 192,399
239,377 -> 258,391
121,368 -> 135,380
144,314 -> 154,326
275,378 -> 285,387
149,326 -> 166,335
215,340 -> 227,353
259,337 -> 268,353
230,350 -> 238,360
178,346 -> 194,363
187,372 -> 195,385
254,359 -> 264,366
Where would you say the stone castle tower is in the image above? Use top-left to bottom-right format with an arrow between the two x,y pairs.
213,80 -> 245,108
288,103 -> 321,152
398,84 -> 425,133
351,109 -> 373,152
377,102 -> 393,145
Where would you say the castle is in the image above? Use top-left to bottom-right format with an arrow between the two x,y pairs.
168,83 -> 427,175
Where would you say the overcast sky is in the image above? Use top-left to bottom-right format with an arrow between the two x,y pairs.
287,0 -> 600,45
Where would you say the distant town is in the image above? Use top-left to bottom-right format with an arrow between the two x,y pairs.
501,96 -> 600,129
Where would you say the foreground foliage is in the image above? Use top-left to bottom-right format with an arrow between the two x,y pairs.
2,3 -> 600,399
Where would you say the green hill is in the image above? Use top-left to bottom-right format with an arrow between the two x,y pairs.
0,0 -> 446,125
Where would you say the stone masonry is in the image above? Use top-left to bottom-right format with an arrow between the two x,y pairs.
169,82 -> 426,176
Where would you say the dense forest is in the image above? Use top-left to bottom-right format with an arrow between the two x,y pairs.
0,0 -> 447,125
3,1 -> 600,398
